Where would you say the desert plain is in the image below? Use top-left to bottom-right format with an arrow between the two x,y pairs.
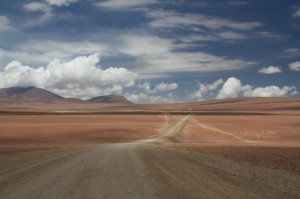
0,97 -> 300,199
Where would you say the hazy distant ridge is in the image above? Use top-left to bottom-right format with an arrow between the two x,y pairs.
0,86 -> 133,104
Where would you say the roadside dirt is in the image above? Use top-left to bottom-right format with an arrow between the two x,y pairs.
185,115 -> 300,143
175,145 -> 300,174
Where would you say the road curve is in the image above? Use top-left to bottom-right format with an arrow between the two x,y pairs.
0,115 -> 299,199
138,114 -> 192,143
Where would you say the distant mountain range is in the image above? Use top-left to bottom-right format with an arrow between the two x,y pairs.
1,87 -> 300,113
0,86 -> 133,104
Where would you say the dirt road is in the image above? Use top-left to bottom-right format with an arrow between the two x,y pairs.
138,114 -> 192,143
0,115 -> 299,199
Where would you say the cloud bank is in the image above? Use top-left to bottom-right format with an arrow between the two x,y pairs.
217,77 -> 297,99
190,77 -> 297,100
0,54 -> 137,99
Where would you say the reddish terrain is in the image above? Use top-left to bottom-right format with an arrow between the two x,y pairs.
0,114 -> 172,151
0,96 -> 300,199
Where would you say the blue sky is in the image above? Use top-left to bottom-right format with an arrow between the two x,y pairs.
0,0 -> 300,103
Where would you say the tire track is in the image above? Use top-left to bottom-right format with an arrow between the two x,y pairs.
191,118 -> 249,142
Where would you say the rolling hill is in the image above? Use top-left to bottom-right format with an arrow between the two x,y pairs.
0,86 -> 63,102
0,86 -> 133,104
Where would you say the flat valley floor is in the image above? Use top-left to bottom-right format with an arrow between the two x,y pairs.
0,112 -> 300,199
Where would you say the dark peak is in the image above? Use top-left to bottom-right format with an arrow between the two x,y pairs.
0,86 -> 64,101
89,95 -> 133,104
0,86 -> 132,104
6,86 -> 37,96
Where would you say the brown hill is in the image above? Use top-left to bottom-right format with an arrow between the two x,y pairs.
0,86 -> 64,102
89,95 -> 133,104
0,87 -> 133,104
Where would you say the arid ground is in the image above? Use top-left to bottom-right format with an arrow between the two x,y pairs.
0,98 -> 300,199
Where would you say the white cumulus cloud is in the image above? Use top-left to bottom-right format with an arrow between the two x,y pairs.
191,79 -> 224,99
289,61 -> 300,71
217,77 -> 297,99
258,66 -> 282,74
155,82 -> 178,91
245,86 -> 298,97
0,40 -> 112,67
0,54 -> 137,99
137,81 -> 178,93
125,92 -> 177,104
137,82 -> 153,93
217,77 -> 250,99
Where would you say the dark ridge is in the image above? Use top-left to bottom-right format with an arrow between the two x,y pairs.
0,86 -> 133,104
6,86 -> 36,96
0,86 -> 64,101
89,95 -> 133,104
